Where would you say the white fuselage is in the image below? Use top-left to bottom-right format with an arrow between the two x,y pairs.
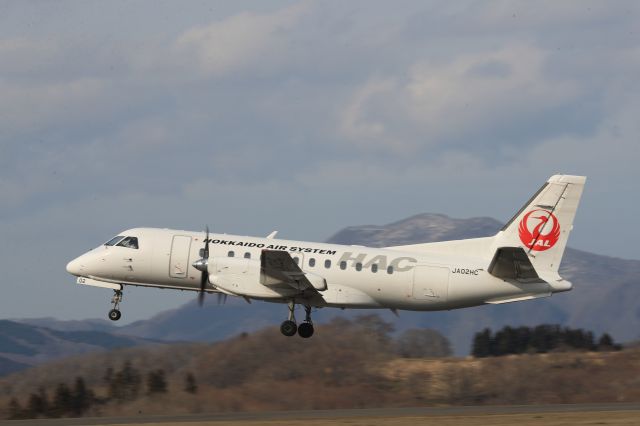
66,227 -> 557,311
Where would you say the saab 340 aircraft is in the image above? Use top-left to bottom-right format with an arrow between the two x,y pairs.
66,175 -> 585,338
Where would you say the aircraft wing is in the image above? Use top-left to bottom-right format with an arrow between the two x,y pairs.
260,250 -> 327,291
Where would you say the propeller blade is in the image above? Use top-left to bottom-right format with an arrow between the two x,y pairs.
199,271 -> 207,306
203,225 -> 210,259
198,225 -> 210,307
217,293 -> 227,305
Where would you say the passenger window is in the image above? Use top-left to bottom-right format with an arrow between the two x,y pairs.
340,261 -> 347,270
355,262 -> 362,271
325,259 -> 331,269
371,264 -> 378,273
105,236 -> 125,246
228,251 -> 235,257
244,252 -> 251,259
387,266 -> 394,274
293,257 -> 300,265
309,258 -> 315,267
117,237 -> 139,249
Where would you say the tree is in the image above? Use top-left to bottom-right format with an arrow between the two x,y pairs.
103,367 -> 114,385
472,324 -> 615,357
395,328 -> 452,358
71,377 -> 94,416
184,372 -> 198,394
597,333 -> 621,351
52,383 -> 72,417
7,397 -> 23,420
494,326 -> 517,355
147,369 -> 168,395
471,329 -> 492,357
26,387 -> 49,418
355,314 -> 395,347
109,361 -> 142,402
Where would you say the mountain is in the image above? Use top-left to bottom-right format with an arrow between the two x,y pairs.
16,318 -> 117,333
15,213 -> 640,355
326,213 -> 504,246
0,320 -> 163,376
0,356 -> 29,377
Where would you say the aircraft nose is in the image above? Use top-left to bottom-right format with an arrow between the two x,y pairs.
66,257 -> 84,276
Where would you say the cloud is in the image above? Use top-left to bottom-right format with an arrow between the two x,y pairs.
339,43 -> 585,155
1,1 -> 640,322
0,78 -> 108,136
340,78 -> 398,144
172,2 -> 311,77
0,38 -> 61,78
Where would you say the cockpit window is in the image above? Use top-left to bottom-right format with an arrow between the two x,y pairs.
117,236 -> 139,249
105,236 -> 125,246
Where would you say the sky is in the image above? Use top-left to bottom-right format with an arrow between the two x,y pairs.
1,1 -> 639,322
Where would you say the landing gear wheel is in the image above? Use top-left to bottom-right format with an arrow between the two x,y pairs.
108,309 -> 121,321
108,289 -> 123,321
280,320 -> 298,337
298,322 -> 314,338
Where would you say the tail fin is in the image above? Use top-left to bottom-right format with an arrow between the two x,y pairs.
493,174 -> 586,274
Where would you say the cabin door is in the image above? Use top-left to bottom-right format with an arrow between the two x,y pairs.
169,235 -> 192,278
412,266 -> 449,301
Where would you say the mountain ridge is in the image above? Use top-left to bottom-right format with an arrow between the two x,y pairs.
0,319 -> 165,376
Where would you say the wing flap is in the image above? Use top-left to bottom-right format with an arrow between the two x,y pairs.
260,250 -> 326,291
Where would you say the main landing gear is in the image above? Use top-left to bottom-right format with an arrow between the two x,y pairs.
280,301 -> 314,338
108,289 -> 123,321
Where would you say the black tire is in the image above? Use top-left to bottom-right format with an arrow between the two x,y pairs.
108,309 -> 121,321
298,322 -> 314,338
280,320 -> 297,336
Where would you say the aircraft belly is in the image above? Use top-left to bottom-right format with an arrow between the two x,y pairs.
213,273 -> 298,299
315,284 -> 381,308
447,271 -> 551,308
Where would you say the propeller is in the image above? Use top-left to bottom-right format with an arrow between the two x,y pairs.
193,226 -> 210,306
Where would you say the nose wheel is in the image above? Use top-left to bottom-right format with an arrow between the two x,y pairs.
108,289 -> 123,321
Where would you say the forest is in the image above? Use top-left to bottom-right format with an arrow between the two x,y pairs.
2,316 -> 634,420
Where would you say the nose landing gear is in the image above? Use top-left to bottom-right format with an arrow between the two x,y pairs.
279,301 -> 314,338
108,289 -> 123,321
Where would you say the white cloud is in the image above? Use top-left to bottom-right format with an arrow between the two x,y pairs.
339,43 -> 584,154
172,2 -> 311,77
340,78 -> 396,143
1,1 -> 640,321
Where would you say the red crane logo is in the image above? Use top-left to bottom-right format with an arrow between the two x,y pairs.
518,210 -> 561,251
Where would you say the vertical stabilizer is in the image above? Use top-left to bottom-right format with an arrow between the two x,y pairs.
494,175 -> 586,273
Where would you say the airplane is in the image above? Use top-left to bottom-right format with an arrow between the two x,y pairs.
66,174 -> 585,338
